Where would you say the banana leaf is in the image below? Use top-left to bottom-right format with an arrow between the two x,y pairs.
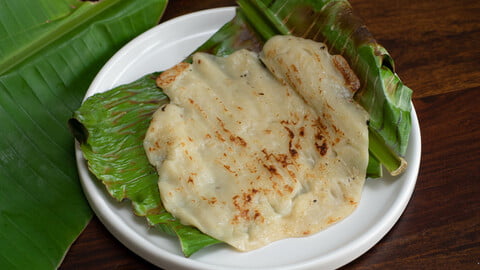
71,0 -> 413,258
0,0 -> 167,269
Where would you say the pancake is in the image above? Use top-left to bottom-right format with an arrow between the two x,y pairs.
143,35 -> 369,251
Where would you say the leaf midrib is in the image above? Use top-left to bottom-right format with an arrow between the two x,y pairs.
0,0 -> 122,75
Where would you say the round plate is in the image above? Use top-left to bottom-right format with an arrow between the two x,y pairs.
75,7 -> 422,270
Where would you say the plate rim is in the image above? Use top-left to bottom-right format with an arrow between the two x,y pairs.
75,6 -> 421,270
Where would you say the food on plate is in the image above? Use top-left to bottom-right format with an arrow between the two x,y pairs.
143,35 -> 369,251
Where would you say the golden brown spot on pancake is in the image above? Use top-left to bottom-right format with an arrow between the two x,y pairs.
230,135 -> 247,147
290,64 -> 298,73
156,62 -> 190,88
223,164 -> 237,176
284,184 -> 294,193
327,216 -> 341,225
216,117 -> 247,147
332,55 -> 360,93
184,150 -> 193,160
215,131 -> 225,142
253,210 -> 264,222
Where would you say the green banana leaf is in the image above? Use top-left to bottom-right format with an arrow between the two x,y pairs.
71,0 -> 413,258
0,0 -> 167,269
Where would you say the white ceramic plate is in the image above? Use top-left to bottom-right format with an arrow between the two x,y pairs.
75,7 -> 422,270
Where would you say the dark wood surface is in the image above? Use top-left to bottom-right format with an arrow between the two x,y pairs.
59,0 -> 480,269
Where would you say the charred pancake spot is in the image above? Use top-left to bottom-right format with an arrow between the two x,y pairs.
281,125 -> 300,159
243,193 -> 252,203
264,164 -> 278,175
278,154 -> 290,168
187,176 -> 194,184
216,117 -> 247,147
261,149 -> 294,168
230,135 -> 247,147
253,210 -> 263,222
230,189 -> 263,223
289,148 -> 298,158
315,141 -> 328,156
223,164 -> 236,174
284,126 -> 294,139
232,195 -> 240,207
299,127 -> 305,137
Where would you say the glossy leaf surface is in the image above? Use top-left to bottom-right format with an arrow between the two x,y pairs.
0,0 -> 167,269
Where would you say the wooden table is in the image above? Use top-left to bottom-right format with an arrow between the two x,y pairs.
59,0 -> 480,269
